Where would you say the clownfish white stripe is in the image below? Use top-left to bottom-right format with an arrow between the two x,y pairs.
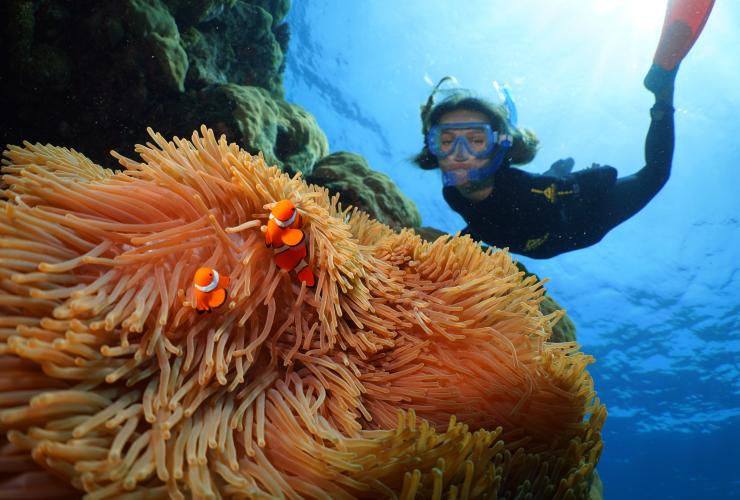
295,260 -> 308,272
274,242 -> 306,254
269,210 -> 297,228
195,270 -> 219,292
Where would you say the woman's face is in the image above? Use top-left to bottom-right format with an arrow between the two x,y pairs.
436,109 -> 493,177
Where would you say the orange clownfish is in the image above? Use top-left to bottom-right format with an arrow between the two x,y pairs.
193,267 -> 230,314
265,199 -> 316,287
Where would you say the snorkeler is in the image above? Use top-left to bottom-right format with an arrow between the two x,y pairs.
414,0 -> 715,259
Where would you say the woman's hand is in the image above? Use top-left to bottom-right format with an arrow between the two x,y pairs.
543,157 -> 575,178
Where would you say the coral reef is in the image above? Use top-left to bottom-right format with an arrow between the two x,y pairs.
307,152 -> 421,230
0,128 -> 604,498
177,0 -> 288,93
0,0 -> 294,167
171,83 -> 329,177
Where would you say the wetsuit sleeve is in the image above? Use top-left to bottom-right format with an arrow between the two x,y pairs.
599,101 -> 675,227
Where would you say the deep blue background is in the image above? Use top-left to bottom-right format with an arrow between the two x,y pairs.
283,1 -> 740,498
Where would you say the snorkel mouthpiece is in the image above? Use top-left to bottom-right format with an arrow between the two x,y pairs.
441,134 -> 513,187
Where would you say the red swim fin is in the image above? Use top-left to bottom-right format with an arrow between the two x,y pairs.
653,0 -> 715,71
645,0 -> 714,99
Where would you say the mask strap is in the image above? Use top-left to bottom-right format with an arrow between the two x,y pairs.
421,76 -> 457,135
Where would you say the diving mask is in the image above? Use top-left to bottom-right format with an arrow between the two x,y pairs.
427,122 -> 498,160
429,124 -> 513,187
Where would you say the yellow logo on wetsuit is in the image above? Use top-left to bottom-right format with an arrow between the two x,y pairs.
530,183 -> 574,204
524,233 -> 549,252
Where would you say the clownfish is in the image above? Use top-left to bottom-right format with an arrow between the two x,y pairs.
264,199 -> 316,287
193,267 -> 230,314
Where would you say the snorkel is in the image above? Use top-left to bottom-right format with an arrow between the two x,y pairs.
422,78 -> 519,188
493,80 -> 518,127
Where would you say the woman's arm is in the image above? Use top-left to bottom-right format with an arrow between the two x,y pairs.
599,101 -> 675,229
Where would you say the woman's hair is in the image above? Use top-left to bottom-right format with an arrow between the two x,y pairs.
413,90 -> 540,170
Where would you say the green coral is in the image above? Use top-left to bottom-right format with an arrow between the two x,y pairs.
128,0 -> 189,92
307,152 -> 422,230
176,83 -> 328,175
0,0 -> 290,165
164,0 -> 238,26
179,2 -> 284,95
165,1 -> 289,96
249,0 -> 291,26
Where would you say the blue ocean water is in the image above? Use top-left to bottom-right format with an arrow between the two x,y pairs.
283,1 -> 740,498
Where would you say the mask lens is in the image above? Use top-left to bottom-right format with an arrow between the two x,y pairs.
465,130 -> 490,154
437,131 -> 457,155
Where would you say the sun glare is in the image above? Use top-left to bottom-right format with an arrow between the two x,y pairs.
593,0 -> 667,31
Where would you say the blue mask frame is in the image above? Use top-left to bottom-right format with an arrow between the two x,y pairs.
427,122 -> 497,160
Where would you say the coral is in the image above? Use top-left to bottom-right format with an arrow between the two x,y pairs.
1,0 -> 291,168
173,84 -> 329,176
0,128 -> 604,498
128,0 -> 190,93
179,1 -> 286,95
165,0 -> 239,26
307,152 -> 421,230
248,0 -> 291,27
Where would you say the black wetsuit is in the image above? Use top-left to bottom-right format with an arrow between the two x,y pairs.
443,102 -> 675,259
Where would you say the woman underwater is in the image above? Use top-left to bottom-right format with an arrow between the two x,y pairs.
414,0 -> 715,259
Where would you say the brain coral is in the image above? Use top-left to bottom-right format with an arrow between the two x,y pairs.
0,127 -> 605,499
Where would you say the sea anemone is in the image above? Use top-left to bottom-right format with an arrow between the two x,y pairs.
0,127 -> 605,498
